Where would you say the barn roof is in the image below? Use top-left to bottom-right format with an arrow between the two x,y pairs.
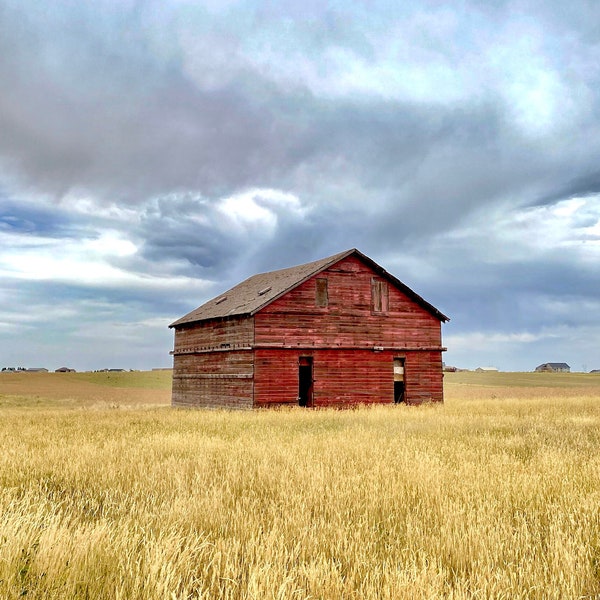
536,362 -> 570,369
170,248 -> 449,328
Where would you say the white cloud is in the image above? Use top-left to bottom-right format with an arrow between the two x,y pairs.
441,196 -> 600,264
64,197 -> 142,223
446,330 -> 549,351
199,5 -> 594,140
0,229 -> 209,292
485,21 -> 568,136
512,197 -> 600,257
234,8 -> 474,103
216,188 -> 306,236
0,301 -> 87,329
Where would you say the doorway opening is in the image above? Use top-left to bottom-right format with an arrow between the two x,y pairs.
393,358 -> 405,403
298,357 -> 313,407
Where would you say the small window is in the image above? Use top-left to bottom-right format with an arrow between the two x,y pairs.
316,278 -> 328,307
372,278 -> 388,313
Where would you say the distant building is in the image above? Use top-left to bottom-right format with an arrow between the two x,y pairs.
26,368 -> 48,373
55,367 -> 76,373
590,370 -> 600,374
535,363 -> 570,373
475,366 -> 499,372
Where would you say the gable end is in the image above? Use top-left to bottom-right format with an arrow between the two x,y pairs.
170,248 -> 449,328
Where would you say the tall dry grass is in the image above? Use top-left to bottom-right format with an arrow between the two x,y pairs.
1,381 -> 599,598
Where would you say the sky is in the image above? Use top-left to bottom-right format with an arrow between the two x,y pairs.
0,0 -> 599,372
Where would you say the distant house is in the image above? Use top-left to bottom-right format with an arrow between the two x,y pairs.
475,366 -> 498,372
55,367 -> 76,373
26,368 -> 48,373
535,363 -> 570,373
590,370 -> 600,374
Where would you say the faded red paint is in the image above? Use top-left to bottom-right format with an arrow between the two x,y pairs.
171,254 -> 446,408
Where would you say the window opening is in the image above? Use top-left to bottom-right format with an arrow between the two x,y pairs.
316,278 -> 328,307
372,278 -> 389,313
393,358 -> 405,403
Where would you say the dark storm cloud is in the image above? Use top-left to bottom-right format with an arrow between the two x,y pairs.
129,90 -> 591,282
532,170 -> 600,207
0,2 -> 277,199
440,259 -> 600,333
138,195 -> 240,273
2,0 -> 598,222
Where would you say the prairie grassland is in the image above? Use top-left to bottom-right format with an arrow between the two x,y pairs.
0,372 -> 599,599
0,370 -> 172,409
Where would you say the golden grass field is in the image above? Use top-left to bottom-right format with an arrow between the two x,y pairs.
1,370 -> 599,599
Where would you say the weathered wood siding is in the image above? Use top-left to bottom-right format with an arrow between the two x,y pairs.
255,255 -> 441,349
254,349 -> 442,407
403,351 -> 444,404
173,316 -> 254,353
171,350 -> 253,409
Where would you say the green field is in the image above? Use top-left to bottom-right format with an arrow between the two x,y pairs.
1,371 -> 599,599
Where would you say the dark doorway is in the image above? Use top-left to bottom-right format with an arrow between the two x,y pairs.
298,357 -> 313,407
393,358 -> 405,403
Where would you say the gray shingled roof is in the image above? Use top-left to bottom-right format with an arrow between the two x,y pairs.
170,248 -> 448,327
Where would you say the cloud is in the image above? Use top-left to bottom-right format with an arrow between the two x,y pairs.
445,323 -> 600,372
2,0 -> 599,213
0,227 -> 210,291
0,0 -> 599,371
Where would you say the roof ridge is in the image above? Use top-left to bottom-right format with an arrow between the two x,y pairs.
251,248 -> 355,278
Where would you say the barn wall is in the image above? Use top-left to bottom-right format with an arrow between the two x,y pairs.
403,350 -> 444,404
171,350 -> 253,409
255,255 -> 441,349
173,316 -> 254,353
254,349 -> 443,408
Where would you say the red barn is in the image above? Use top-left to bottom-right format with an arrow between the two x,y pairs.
169,249 -> 448,408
